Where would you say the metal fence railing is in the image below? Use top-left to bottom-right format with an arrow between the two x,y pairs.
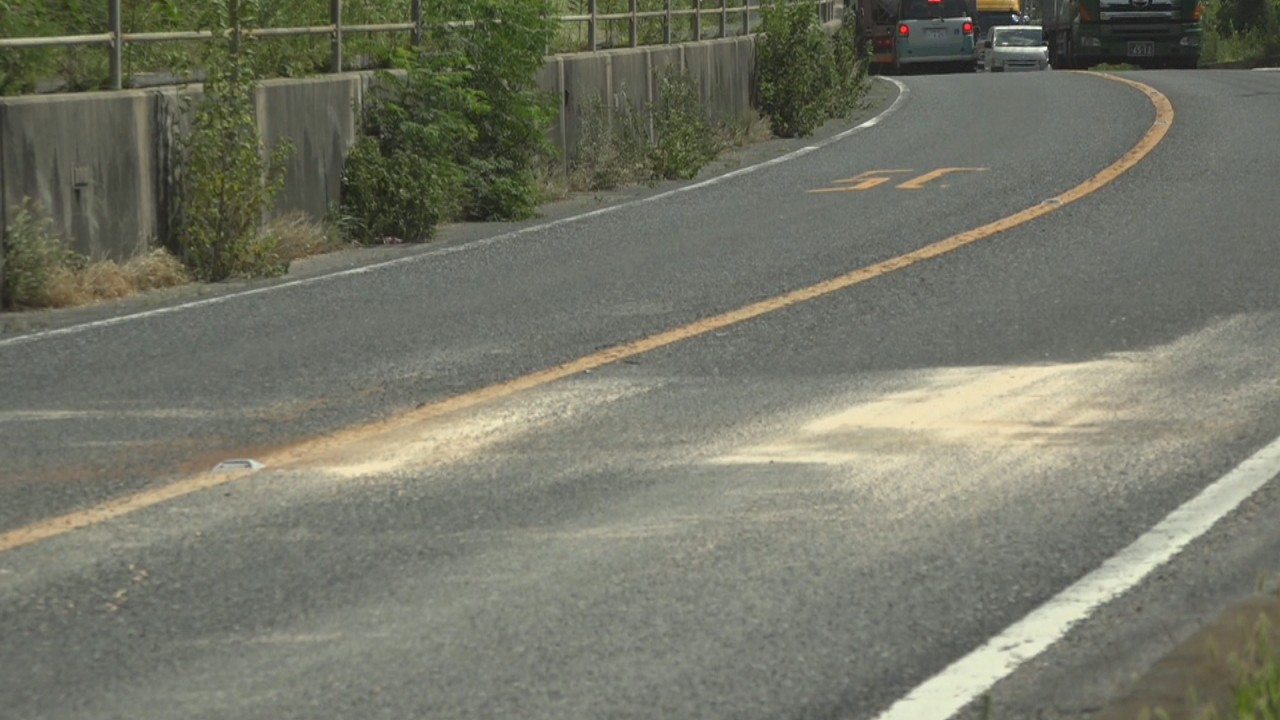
0,0 -> 839,92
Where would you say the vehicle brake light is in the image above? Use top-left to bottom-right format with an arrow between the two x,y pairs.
962,20 -> 974,33
898,23 -> 910,36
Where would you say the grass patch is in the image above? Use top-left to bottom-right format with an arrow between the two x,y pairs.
568,91 -> 653,192
1195,613 -> 1280,720
262,211 -> 352,264
2,199 -> 190,310
566,63 -> 787,194
44,249 -> 191,308
1,199 -> 361,313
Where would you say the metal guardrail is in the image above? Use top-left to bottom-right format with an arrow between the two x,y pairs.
0,0 -> 838,92
563,0 -> 838,50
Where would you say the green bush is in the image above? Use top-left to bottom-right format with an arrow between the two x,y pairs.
340,57 -> 476,244
1,200 -> 74,309
649,65 -> 720,180
177,0 -> 293,281
443,0 -> 559,221
828,19 -> 870,118
756,0 -> 838,137
756,3 -> 868,137
341,0 -> 558,243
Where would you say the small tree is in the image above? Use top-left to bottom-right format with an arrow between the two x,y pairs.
436,0 -> 559,221
177,0 -> 291,280
341,0 -> 560,242
341,48 -> 478,244
756,0 -> 839,137
649,66 -> 720,181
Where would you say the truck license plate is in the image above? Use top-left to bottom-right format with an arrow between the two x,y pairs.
926,28 -> 948,39
1127,41 -> 1155,57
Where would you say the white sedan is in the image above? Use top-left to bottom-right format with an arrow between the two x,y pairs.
982,25 -> 1050,71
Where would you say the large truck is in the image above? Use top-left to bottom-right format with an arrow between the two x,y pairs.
852,0 -> 980,72
1040,0 -> 1202,68
972,0 -> 1026,37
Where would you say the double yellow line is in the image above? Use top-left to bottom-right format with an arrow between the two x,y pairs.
0,73 -> 1174,555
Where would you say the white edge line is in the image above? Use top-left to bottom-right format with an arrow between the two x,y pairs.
0,78 -> 910,351
872,432 -> 1280,720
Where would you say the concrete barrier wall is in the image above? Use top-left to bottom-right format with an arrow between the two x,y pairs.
0,34 -> 758,264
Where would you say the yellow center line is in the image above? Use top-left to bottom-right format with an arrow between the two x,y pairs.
0,72 -> 1174,555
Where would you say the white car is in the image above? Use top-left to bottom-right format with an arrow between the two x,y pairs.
982,25 -> 1050,71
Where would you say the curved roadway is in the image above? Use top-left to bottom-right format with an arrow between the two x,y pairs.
1,69 -> 1279,719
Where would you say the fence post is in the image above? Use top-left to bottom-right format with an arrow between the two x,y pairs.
108,0 -> 122,89
229,0 -> 241,56
330,0 -> 343,73
664,0 -> 673,43
719,0 -> 727,37
411,0 -> 423,46
742,0 -> 750,35
588,0 -> 598,50
630,0 -> 638,47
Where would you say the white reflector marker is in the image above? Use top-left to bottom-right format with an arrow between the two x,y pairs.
212,459 -> 265,473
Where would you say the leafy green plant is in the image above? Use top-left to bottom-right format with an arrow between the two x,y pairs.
756,0 -> 838,137
828,18 -> 870,118
649,65 -> 720,180
177,0 -> 293,280
756,3 -> 868,137
340,49 -> 477,244
1,199 -> 74,309
439,0 -> 559,221
341,0 -> 559,242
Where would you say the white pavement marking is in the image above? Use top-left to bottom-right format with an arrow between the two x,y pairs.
0,79 -> 911,351
872,432 -> 1280,720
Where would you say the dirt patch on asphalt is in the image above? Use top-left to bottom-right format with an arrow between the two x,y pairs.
1092,593 -> 1280,720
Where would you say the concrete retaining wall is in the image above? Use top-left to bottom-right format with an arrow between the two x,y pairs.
0,34 -> 758,267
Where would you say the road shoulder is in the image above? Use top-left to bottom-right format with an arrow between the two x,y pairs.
0,78 -> 899,341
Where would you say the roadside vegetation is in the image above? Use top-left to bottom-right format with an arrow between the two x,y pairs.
339,0 -> 557,244
2,0 -> 870,312
0,200 -> 188,310
568,66 -> 749,192
756,2 -> 869,137
1202,0 -> 1280,64
0,0 -> 767,96
1156,608 -> 1280,720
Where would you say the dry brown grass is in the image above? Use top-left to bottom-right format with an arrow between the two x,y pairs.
264,211 -> 351,264
5,201 -> 357,313
42,249 -> 191,308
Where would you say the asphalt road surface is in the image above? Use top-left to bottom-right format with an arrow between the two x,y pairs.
2,69 -> 1280,720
